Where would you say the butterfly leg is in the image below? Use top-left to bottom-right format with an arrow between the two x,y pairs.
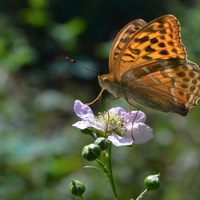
85,88 -> 105,106
126,100 -> 140,141
105,97 -> 119,110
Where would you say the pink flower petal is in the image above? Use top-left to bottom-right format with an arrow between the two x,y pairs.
108,107 -> 127,116
108,134 -> 134,146
72,121 -> 92,129
130,123 -> 153,144
74,100 -> 95,121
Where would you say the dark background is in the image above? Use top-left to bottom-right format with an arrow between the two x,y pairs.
0,0 -> 200,199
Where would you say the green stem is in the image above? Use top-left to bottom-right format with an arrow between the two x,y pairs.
96,159 -> 107,172
79,194 -> 85,200
107,143 -> 119,200
136,189 -> 148,200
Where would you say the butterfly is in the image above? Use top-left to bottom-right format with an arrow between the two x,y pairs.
89,14 -> 200,116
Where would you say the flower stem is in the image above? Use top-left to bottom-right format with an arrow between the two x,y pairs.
136,189 -> 148,200
79,195 -> 85,200
107,143 -> 119,200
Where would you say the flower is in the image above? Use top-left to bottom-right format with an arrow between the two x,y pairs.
73,100 -> 153,146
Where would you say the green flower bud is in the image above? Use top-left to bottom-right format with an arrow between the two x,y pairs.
69,180 -> 86,196
94,137 -> 109,150
82,143 -> 101,161
144,174 -> 160,191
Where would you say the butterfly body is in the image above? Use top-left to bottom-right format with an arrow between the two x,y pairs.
98,15 -> 200,116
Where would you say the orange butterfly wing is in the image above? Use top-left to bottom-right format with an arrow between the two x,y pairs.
98,14 -> 200,116
109,18 -> 147,77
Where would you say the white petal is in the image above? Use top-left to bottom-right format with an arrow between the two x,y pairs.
74,100 -> 95,121
132,124 -> 153,144
108,134 -> 134,146
134,111 -> 146,123
72,121 -> 91,129
124,111 -> 146,124
108,107 -> 126,116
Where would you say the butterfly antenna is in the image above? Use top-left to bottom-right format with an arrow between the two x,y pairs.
67,56 -> 104,107
66,57 -> 98,75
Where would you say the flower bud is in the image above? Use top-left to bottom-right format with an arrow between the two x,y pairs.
82,144 -> 101,161
94,137 -> 109,150
69,180 -> 86,196
144,174 -> 160,190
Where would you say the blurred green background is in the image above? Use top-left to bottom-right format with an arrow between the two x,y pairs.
0,0 -> 200,199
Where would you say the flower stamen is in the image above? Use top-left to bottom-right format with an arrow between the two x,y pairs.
94,112 -> 126,136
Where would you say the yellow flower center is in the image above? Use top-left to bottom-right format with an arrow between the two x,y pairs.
94,112 -> 126,137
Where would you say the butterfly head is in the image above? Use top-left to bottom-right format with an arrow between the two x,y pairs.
98,75 -> 118,98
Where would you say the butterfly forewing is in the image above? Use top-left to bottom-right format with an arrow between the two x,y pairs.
109,19 -> 147,77
115,15 -> 187,81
